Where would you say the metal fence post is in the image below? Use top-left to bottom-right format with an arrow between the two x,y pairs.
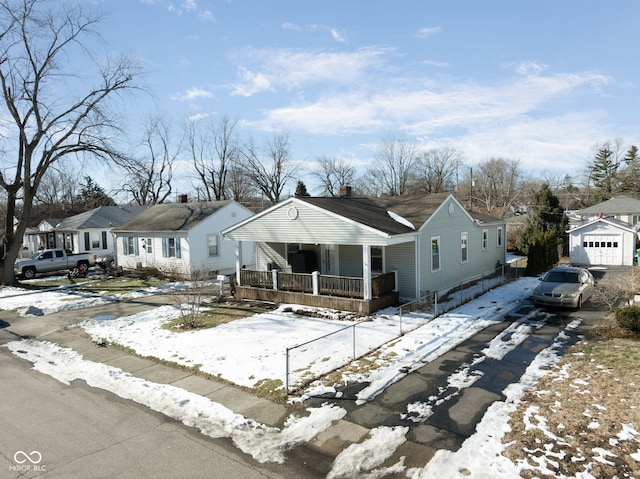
285,347 -> 289,394
352,324 -> 356,359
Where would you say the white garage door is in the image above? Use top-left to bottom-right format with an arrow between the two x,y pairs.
582,234 -> 622,265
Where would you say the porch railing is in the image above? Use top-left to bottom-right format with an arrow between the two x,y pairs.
239,269 -> 396,299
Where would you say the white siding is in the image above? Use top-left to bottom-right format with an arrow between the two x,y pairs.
116,202 -> 255,276
569,220 -> 635,266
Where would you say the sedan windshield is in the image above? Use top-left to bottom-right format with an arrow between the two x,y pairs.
544,271 -> 579,283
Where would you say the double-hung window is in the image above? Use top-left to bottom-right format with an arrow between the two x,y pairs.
431,237 -> 441,272
162,237 -> 181,258
123,236 -> 139,256
461,232 -> 468,263
208,234 -> 219,257
482,229 -> 488,251
497,227 -> 503,248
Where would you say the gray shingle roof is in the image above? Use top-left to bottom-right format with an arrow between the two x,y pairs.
113,201 -> 232,233
576,195 -> 640,215
298,193 -> 502,235
55,206 -> 148,230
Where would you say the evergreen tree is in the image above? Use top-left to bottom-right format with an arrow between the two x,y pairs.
294,180 -> 310,197
618,145 -> 640,194
525,231 -> 558,276
77,177 -> 116,208
516,184 -> 568,255
589,146 -> 621,200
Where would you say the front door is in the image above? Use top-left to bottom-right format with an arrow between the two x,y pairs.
322,244 -> 337,275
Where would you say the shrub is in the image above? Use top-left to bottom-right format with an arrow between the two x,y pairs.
615,305 -> 640,332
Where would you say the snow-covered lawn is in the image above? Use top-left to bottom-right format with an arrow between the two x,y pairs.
4,272 -> 639,478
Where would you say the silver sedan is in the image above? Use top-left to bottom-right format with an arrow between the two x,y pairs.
532,266 -> 595,309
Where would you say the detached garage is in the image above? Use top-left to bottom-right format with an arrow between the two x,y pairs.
568,217 -> 638,266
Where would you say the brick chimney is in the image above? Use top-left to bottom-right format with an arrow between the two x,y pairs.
339,185 -> 352,198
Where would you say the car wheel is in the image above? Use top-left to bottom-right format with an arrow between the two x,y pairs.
23,268 -> 36,280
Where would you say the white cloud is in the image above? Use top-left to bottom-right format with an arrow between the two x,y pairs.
199,9 -> 215,22
230,47 -> 390,96
255,64 -> 615,173
231,68 -> 274,97
416,26 -> 442,38
329,28 -> 346,43
170,87 -> 214,101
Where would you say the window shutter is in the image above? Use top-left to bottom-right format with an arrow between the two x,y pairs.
123,237 -> 129,255
162,237 -> 168,258
101,231 -> 107,249
84,232 -> 90,250
176,238 -> 181,258
134,237 -> 139,255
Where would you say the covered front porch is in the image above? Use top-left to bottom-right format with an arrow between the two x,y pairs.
234,269 -> 399,314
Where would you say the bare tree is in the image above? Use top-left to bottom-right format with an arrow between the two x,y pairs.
462,158 -> 523,217
590,267 -> 639,311
0,0 -> 140,285
225,165 -> 257,203
312,155 -> 355,196
239,132 -> 295,204
187,114 -> 239,201
35,162 -> 83,206
412,146 -> 464,194
117,115 -> 178,205
368,135 -> 420,196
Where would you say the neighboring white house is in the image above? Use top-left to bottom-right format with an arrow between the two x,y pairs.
569,195 -> 640,228
113,200 -> 255,277
568,217 -> 639,266
21,206 -> 147,260
567,196 -> 640,266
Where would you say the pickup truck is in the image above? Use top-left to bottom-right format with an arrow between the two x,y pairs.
15,248 -> 97,279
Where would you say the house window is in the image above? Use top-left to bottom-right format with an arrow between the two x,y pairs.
162,237 -> 181,258
461,232 -> 468,263
497,227 -> 503,247
371,246 -> 383,274
123,236 -> 139,256
482,229 -> 488,251
431,236 -> 441,272
208,234 -> 219,257
141,238 -> 151,253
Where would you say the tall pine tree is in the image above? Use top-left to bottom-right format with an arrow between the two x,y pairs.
516,184 -> 568,256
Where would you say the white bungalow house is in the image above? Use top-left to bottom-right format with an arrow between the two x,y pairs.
113,200 -> 255,278
567,196 -> 640,266
221,190 -> 506,313
569,195 -> 640,227
21,206 -> 147,260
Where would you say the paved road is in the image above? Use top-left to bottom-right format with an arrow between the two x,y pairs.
0,311 -> 324,479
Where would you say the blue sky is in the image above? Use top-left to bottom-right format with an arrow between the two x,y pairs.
97,0 -> 640,195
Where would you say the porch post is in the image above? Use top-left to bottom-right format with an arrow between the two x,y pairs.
235,241 -> 243,285
362,245 -> 372,300
312,271 -> 320,295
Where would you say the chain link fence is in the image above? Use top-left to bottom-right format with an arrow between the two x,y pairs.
285,265 -> 509,394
